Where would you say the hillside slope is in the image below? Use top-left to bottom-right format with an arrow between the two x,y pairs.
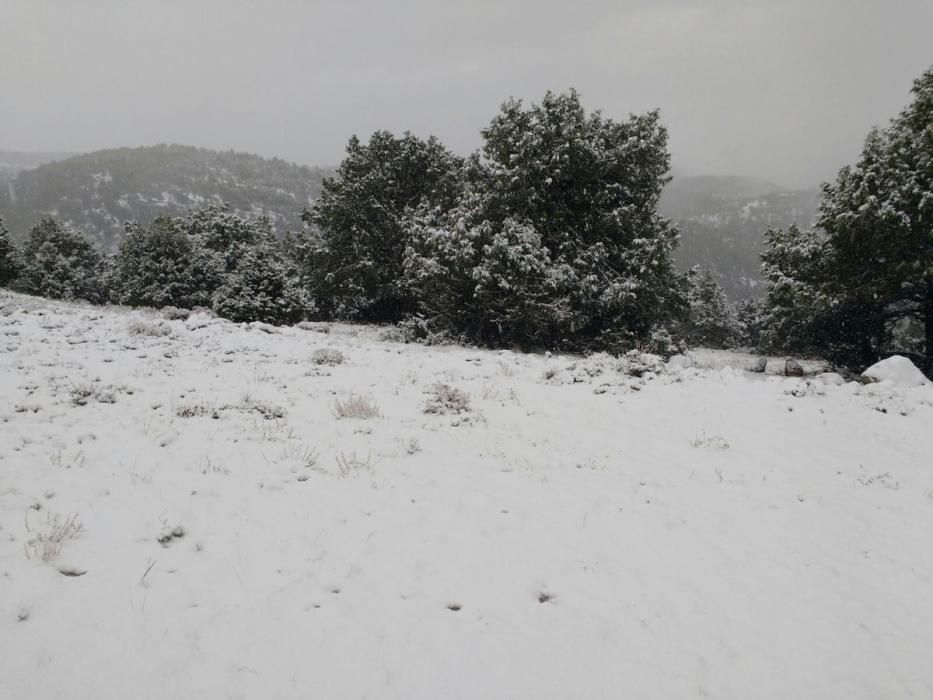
662,175 -> 820,299
0,150 -> 81,189
0,145 -> 330,250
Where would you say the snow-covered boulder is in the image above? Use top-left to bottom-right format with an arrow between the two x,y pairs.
817,372 -> 846,386
862,356 -> 930,387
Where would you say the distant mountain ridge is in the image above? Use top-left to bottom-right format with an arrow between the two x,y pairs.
0,145 -> 331,250
0,150 -> 80,171
0,150 -> 81,188
661,175 -> 821,299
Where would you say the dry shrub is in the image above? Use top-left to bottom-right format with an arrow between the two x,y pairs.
333,394 -> 380,419
128,320 -> 171,337
335,451 -> 374,476
24,511 -> 83,561
312,348 -> 345,366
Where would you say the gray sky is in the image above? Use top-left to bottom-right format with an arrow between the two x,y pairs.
1,0 -> 931,189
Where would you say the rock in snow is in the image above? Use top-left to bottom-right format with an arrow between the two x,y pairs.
784,358 -> 804,377
862,355 -> 931,387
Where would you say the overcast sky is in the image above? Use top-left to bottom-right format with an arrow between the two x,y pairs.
1,0 -> 930,188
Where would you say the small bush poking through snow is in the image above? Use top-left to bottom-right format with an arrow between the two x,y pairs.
161,306 -> 191,321
70,384 -> 95,406
94,388 -> 117,404
423,383 -> 471,414
497,361 -> 517,377
157,524 -> 186,546
616,351 -> 665,378
69,383 -> 120,406
378,326 -> 409,343
128,320 -> 172,337
312,348 -> 345,366
24,511 -> 83,562
239,399 -> 287,420
68,382 -> 126,406
176,403 -> 218,419
333,394 -> 380,419
279,442 -> 319,469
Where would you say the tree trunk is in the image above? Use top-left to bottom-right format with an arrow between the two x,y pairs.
925,283 -> 933,377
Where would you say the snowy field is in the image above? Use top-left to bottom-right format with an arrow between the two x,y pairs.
1,290 -> 932,699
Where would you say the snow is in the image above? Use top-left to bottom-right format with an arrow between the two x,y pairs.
2,290 -> 933,698
862,355 -> 931,387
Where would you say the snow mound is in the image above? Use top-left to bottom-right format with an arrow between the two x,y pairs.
862,355 -> 930,387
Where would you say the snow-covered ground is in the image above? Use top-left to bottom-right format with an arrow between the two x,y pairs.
2,290 -> 932,699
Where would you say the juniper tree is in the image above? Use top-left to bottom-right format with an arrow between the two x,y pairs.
815,67 -> 933,371
0,216 -> 17,286
763,68 -> 933,371
211,234 -> 313,324
302,131 -> 464,321
14,217 -> 106,302
404,90 -> 681,349
110,216 -> 223,309
683,267 -> 742,348
760,224 -> 829,353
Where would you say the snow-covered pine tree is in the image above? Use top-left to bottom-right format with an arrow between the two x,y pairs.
759,224 -> 831,354
14,217 -> 106,302
683,267 -> 742,348
302,131 -> 464,322
816,67 -> 933,372
403,183 -> 578,347
0,216 -> 18,287
111,216 -> 223,309
178,204 -> 262,272
211,233 -> 313,325
735,297 -> 766,348
404,90 -> 681,350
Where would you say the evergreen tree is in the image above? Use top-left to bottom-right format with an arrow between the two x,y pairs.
763,67 -> 933,372
0,216 -> 18,286
211,234 -> 313,324
302,131 -> 464,321
14,217 -> 106,302
111,205 -> 311,325
816,67 -> 933,372
759,224 -> 829,353
178,203 -> 262,271
404,90 -> 681,349
110,216 -> 223,309
683,267 -> 742,348
404,182 -> 578,346
735,297 -> 766,348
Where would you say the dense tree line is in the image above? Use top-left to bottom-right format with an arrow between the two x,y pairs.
2,74 -> 929,375
299,90 -> 687,352
0,206 -> 311,325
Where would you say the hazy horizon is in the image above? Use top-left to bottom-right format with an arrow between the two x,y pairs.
2,0 -> 931,190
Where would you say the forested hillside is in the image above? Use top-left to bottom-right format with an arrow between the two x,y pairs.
0,150 -> 79,187
661,175 -> 820,299
0,145 -> 330,250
